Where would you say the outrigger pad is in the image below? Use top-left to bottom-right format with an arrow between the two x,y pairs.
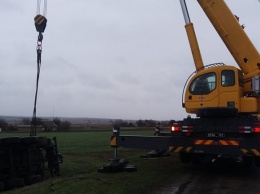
97,158 -> 137,173
141,149 -> 170,158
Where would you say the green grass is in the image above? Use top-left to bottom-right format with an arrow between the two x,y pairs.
3,131 -> 184,194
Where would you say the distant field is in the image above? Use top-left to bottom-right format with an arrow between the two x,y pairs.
3,130 -> 184,194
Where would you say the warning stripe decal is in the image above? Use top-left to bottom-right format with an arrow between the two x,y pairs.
251,149 -> 260,156
194,140 -> 239,146
241,149 -> 248,154
168,147 -> 260,156
186,147 -> 192,152
110,137 -> 117,146
168,146 -> 174,152
194,140 -> 214,145
241,149 -> 260,156
34,15 -> 45,25
168,146 -> 191,153
174,147 -> 183,153
218,140 -> 239,146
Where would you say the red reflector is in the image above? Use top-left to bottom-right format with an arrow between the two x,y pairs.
182,126 -> 193,133
254,127 -> 260,133
238,126 -> 252,133
171,126 -> 180,132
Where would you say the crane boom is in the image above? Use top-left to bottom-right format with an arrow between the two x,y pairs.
180,0 -> 204,71
198,0 -> 260,81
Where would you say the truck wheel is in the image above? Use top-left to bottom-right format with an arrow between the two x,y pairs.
25,175 -> 42,185
254,156 -> 260,167
41,169 -> 51,180
243,156 -> 253,167
4,178 -> 24,190
1,137 -> 20,146
4,179 -> 16,190
15,178 -> 25,188
191,153 -> 205,164
0,182 -> 4,192
179,152 -> 190,164
196,107 -> 238,117
21,137 -> 38,145
37,137 -> 48,147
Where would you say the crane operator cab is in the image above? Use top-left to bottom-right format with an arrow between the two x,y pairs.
179,0 -> 260,118
182,64 -> 259,117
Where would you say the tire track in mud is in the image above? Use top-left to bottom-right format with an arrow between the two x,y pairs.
176,179 -> 192,194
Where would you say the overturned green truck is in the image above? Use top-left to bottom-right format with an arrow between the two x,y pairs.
0,136 -> 62,191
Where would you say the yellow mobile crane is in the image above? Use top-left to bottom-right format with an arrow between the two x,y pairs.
100,0 -> 260,171
175,0 -> 260,164
183,0 -> 260,116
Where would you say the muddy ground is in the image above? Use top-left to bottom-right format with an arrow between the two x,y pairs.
155,156 -> 260,194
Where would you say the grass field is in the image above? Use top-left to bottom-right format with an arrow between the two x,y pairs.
3,130 -> 185,194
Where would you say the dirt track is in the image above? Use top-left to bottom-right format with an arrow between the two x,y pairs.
155,156 -> 260,194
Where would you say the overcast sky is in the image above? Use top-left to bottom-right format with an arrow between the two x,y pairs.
0,0 -> 259,120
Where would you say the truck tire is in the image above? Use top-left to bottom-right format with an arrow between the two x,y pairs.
25,175 -> 42,185
37,137 -> 48,147
4,178 -> 24,190
243,156 -> 253,167
254,156 -> 260,167
21,137 -> 38,145
179,152 -> 190,164
41,169 -> 51,180
1,137 -> 20,146
15,178 -> 25,188
196,107 -> 238,117
4,179 -> 16,190
0,182 -> 4,192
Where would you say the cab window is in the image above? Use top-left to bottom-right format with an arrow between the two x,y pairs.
221,70 -> 235,87
190,72 -> 216,95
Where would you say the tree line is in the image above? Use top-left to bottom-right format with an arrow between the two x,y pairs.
0,117 -> 176,132
112,119 -> 175,127
0,117 -> 71,132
